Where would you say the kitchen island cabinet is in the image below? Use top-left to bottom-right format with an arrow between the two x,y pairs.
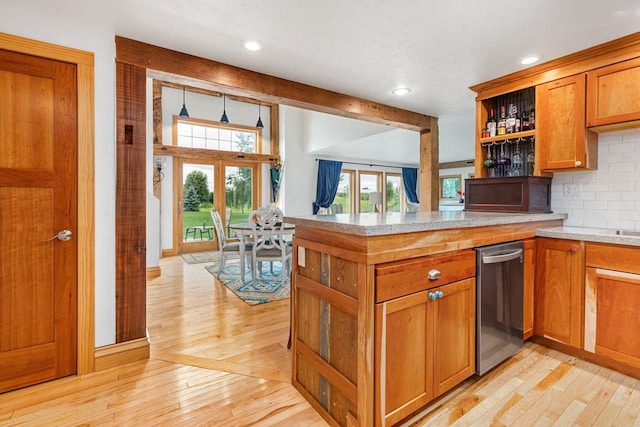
374,250 -> 475,426
287,211 -> 564,427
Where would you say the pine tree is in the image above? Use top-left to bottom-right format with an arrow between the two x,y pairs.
184,185 -> 200,211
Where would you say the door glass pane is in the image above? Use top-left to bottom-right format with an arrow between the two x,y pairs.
335,171 -> 351,214
183,164 -> 214,242
386,174 -> 402,212
225,166 -> 254,226
360,173 -> 379,213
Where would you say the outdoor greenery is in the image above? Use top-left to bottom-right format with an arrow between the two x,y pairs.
184,170 -> 211,204
183,185 -> 201,211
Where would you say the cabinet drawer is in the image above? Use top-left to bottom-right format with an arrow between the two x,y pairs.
586,242 -> 640,275
375,249 -> 475,302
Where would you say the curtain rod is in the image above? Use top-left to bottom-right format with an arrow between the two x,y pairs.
315,158 -> 413,170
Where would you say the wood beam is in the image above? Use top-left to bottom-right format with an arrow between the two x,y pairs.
419,117 -> 439,211
153,145 -> 280,164
116,36 -> 434,132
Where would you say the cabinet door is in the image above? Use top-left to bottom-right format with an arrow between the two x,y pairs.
375,291 -> 433,427
536,74 -> 597,170
587,57 -> 640,128
432,278 -> 475,397
585,267 -> 640,369
534,238 -> 584,348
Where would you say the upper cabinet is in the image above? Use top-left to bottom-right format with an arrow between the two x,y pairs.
470,31 -> 640,178
587,57 -> 640,130
536,74 -> 597,170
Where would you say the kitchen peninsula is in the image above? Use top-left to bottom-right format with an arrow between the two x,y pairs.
285,211 -> 565,427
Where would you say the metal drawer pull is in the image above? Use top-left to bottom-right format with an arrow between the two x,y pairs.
428,269 -> 441,280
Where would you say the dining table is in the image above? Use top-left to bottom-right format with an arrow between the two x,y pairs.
228,222 -> 295,282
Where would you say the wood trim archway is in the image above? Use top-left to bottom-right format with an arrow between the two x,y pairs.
114,36 -> 439,343
0,32 -> 95,374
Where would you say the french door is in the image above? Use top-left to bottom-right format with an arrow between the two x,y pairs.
175,159 -> 259,254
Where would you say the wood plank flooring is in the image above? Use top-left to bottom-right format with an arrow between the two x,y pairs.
0,255 -> 639,426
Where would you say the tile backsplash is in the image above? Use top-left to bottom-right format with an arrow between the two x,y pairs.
550,128 -> 640,230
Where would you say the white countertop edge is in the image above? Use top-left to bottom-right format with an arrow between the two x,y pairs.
284,212 -> 568,236
535,226 -> 640,247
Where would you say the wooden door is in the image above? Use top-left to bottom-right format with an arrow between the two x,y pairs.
0,49 -> 77,392
534,238 -> 583,348
536,74 -> 597,170
432,278 -> 475,397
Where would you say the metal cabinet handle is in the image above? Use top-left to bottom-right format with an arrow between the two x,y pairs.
428,292 -> 437,300
436,291 -> 443,299
43,229 -> 73,242
428,269 -> 441,280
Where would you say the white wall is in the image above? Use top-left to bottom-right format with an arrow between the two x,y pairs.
281,106 -> 317,216
0,5 -> 117,347
550,128 -> 640,230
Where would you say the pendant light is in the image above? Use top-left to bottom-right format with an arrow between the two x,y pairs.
178,85 -> 189,118
256,101 -> 264,129
220,93 -> 229,124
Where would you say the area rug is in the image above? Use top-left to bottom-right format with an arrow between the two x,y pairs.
205,259 -> 290,305
182,251 -> 218,264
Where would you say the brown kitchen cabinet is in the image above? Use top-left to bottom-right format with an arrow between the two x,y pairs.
534,237 -> 584,348
536,74 -> 598,171
585,243 -> 640,369
587,57 -> 640,130
374,276 -> 475,427
523,238 -> 535,339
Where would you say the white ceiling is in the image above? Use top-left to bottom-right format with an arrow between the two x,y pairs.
3,0 -> 640,163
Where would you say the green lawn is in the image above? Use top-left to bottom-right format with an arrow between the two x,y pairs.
183,207 -> 252,239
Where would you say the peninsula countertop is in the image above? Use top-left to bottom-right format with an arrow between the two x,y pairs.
284,211 -> 568,236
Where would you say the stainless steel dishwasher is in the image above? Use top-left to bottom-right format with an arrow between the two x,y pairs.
475,241 -> 524,375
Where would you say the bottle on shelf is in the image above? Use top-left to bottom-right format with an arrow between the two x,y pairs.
506,103 -> 516,134
497,105 -> 507,135
529,108 -> 535,129
486,108 -> 497,137
521,110 -> 530,131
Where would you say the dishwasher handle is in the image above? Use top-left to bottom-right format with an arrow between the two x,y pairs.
482,248 -> 523,264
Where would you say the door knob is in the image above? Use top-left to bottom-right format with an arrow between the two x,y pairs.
43,229 -> 73,242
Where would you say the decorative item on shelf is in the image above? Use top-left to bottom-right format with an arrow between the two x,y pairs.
178,85 -> 189,118
457,190 -> 465,203
220,93 -> 229,124
369,191 -> 383,212
256,101 -> 264,129
153,156 -> 166,190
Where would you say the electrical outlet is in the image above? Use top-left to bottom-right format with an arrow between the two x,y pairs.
563,183 -> 580,197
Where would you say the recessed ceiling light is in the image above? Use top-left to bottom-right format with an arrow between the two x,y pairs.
243,40 -> 261,51
520,56 -> 540,65
392,87 -> 411,96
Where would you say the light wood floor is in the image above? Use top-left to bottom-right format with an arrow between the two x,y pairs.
1,256 -> 640,426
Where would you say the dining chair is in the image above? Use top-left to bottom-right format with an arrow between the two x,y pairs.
210,208 -> 252,277
249,206 -> 293,287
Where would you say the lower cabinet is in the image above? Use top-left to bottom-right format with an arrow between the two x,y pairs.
585,243 -> 640,369
523,239 -> 536,339
374,278 -> 475,426
534,237 -> 584,348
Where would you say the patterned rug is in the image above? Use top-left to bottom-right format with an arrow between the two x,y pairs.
181,251 -> 218,264
204,259 -> 290,305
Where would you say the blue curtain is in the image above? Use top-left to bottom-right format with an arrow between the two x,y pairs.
270,165 -> 281,203
312,160 -> 343,214
402,167 -> 420,204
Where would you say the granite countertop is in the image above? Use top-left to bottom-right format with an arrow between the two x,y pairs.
284,211 -> 567,236
536,226 -> 640,247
